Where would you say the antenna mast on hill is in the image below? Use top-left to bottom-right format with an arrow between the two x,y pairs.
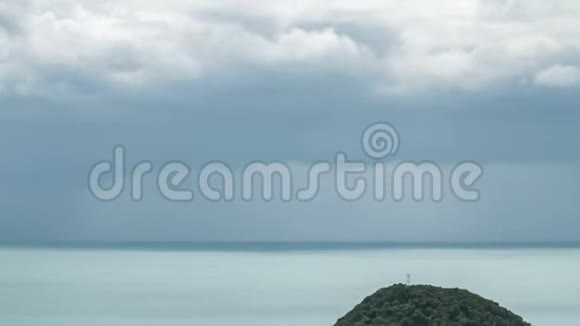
406,273 -> 411,285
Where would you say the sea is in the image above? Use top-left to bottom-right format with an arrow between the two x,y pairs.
1,243 -> 579,325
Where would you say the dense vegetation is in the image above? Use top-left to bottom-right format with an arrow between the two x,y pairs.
335,284 -> 530,326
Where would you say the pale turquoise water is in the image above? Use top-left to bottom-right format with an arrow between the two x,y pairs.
1,246 -> 579,325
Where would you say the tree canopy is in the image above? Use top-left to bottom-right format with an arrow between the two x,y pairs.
335,284 -> 530,326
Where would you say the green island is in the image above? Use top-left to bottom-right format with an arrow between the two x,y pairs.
335,284 -> 530,326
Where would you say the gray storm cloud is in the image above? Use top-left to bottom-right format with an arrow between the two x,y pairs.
0,0 -> 578,242
1,0 -> 580,96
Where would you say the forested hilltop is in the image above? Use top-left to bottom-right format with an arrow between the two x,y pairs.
335,284 -> 530,326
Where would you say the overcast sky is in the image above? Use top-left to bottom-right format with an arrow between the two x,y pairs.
0,0 -> 579,242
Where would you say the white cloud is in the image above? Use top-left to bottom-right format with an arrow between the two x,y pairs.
1,0 -> 580,96
533,64 -> 580,87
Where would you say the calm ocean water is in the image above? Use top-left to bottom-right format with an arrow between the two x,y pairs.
1,244 -> 579,325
